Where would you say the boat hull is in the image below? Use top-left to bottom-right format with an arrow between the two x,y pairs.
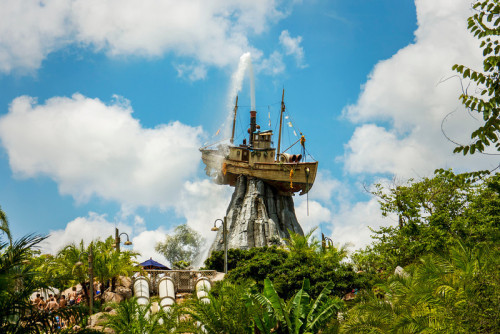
201,149 -> 318,195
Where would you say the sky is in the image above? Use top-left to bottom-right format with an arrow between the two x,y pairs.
0,0 -> 497,266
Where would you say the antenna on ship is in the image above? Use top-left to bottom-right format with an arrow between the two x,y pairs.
276,88 -> 285,161
230,95 -> 238,144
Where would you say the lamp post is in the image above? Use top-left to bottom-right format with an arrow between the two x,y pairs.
114,227 -> 132,253
211,217 -> 228,274
321,233 -> 333,251
76,244 -> 94,321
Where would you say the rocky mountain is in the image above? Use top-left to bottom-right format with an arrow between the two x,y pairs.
210,175 -> 304,252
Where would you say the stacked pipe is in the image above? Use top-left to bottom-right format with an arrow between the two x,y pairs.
158,276 -> 176,312
133,276 -> 150,306
195,277 -> 211,304
280,153 -> 302,163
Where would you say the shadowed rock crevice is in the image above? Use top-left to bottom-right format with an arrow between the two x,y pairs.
210,175 -> 303,252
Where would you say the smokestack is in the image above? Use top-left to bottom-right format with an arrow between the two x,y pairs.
249,110 -> 257,146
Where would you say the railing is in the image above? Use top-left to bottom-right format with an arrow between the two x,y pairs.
135,270 -> 217,293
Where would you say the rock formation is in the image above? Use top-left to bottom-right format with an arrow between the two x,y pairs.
210,175 -> 304,252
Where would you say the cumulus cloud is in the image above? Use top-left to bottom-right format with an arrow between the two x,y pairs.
0,0 -> 297,75
330,198 -> 394,249
41,212 -> 131,254
0,0 -> 72,74
39,178 -> 232,266
132,228 -> 171,265
173,179 -> 232,262
256,51 -> 286,76
295,200 -> 332,234
279,30 -> 306,68
342,0 -> 499,177
0,94 -> 202,207
41,212 -> 170,264
293,170 -> 395,250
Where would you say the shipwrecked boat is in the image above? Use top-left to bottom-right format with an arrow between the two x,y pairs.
200,90 -> 318,195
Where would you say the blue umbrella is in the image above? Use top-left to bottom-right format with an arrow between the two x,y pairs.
140,257 -> 170,270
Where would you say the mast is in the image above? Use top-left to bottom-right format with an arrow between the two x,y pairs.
230,96 -> 238,144
276,88 -> 285,161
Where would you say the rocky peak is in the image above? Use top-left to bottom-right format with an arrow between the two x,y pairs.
210,175 -> 304,253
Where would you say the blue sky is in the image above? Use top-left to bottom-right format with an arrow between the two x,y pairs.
0,0 -> 496,264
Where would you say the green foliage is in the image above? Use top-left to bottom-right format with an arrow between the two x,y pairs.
0,231 -> 86,333
183,281 -> 256,333
31,236 -> 139,298
102,297 -> 181,333
172,260 -> 191,269
203,246 -> 288,273
342,242 -> 500,333
92,236 -> 140,290
356,169 -> 500,271
204,233 -> 371,301
452,0 -> 500,154
155,224 -> 204,267
249,278 -> 345,334
0,205 -> 11,246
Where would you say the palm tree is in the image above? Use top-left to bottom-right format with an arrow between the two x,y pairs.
0,233 -> 85,333
250,278 -> 345,334
55,241 -> 93,303
92,236 -> 139,293
285,228 -> 320,257
0,205 -> 11,246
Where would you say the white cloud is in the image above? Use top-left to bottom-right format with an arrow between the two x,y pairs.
342,0 -> 499,177
279,30 -> 306,68
295,200 -> 332,234
41,212 -> 170,264
173,179 -> 232,263
41,212 -> 132,254
39,178 -> 232,267
132,227 -> 171,265
0,94 -> 202,207
0,0 -> 72,74
330,198 -> 394,249
256,51 -> 286,76
0,0 -> 297,75
175,63 -> 208,81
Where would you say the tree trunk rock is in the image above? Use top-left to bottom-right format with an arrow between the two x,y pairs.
210,175 -> 303,252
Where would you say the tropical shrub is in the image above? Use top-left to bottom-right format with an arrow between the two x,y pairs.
342,242 -> 500,333
204,233 -> 371,300
355,170 -> 500,272
249,278 -> 345,334
183,281 -> 257,333
102,297 -> 180,334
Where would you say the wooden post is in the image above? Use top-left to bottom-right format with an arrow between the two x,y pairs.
276,89 -> 285,160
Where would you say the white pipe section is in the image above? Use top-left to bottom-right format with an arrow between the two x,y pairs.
195,277 -> 211,304
133,276 -> 150,306
158,276 -> 176,312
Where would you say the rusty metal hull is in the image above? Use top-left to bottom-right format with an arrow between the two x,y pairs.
201,149 -> 318,195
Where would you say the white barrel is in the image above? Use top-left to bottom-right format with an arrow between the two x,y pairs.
195,277 -> 211,304
133,276 -> 150,306
158,276 -> 176,311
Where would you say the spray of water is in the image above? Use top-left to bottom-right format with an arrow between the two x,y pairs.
223,53 -> 256,139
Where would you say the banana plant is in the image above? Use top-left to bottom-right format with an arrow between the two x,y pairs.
250,278 -> 344,334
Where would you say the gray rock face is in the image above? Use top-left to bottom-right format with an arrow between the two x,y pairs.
210,175 -> 304,252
